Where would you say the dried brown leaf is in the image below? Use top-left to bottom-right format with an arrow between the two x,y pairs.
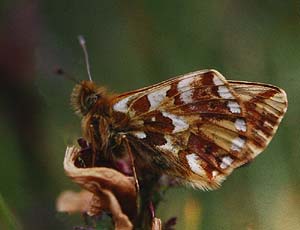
56,190 -> 93,213
152,217 -> 162,230
98,189 -> 133,230
60,146 -> 137,228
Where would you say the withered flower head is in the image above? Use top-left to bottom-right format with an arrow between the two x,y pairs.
57,146 -> 136,230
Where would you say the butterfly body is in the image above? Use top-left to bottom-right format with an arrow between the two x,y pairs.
71,69 -> 287,190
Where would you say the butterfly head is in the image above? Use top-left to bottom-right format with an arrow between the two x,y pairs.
71,80 -> 106,116
71,36 -> 109,116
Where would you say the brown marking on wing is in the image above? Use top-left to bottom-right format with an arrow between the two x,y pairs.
131,95 -> 151,114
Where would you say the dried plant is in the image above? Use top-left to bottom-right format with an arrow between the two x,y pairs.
57,139 -> 175,230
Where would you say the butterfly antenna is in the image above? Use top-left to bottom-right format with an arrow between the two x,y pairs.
78,35 -> 93,82
54,67 -> 80,84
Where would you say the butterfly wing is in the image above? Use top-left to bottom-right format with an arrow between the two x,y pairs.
111,70 -> 288,190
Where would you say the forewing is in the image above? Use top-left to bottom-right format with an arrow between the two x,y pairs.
111,69 -> 226,114
111,70 -> 288,190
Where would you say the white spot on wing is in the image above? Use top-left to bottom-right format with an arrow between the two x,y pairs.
227,101 -> 241,113
235,118 -> 247,132
212,170 -> 219,178
156,136 -> 178,155
186,153 -> 206,176
178,77 -> 194,89
132,131 -> 146,139
162,111 -> 189,133
213,76 -> 224,86
178,78 -> 194,104
147,86 -> 170,110
217,86 -> 234,99
231,137 -> 246,152
180,91 -> 193,104
113,96 -> 131,113
220,156 -> 234,169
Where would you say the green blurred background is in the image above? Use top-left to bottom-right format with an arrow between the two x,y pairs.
0,1 -> 299,229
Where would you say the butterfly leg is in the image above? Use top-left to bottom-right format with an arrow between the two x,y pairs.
121,135 -> 141,214
122,135 -> 140,194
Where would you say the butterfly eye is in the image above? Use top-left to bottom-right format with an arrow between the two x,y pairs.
85,94 -> 99,109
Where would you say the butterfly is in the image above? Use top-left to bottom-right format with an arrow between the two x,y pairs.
70,68 -> 288,190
